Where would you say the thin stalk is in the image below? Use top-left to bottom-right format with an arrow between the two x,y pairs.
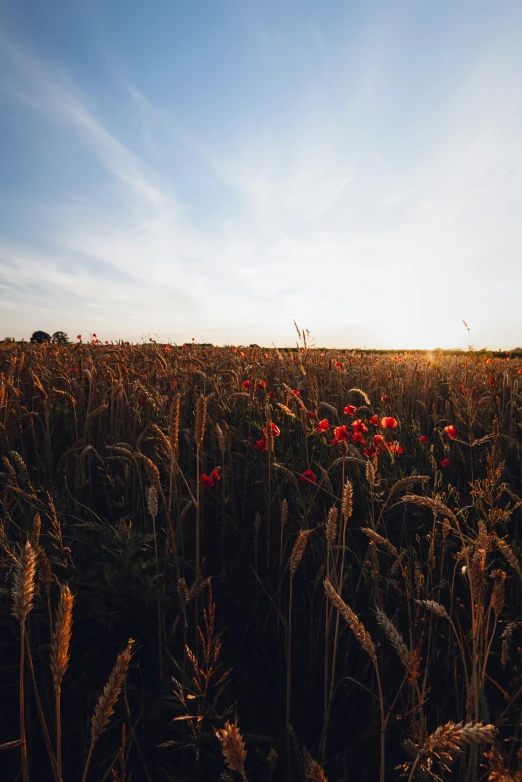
20,618 -> 29,782
25,631 -> 57,780
285,575 -> 294,759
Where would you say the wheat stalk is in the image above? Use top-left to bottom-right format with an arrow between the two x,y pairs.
323,578 -> 385,781
341,480 -> 353,523
289,530 -> 311,577
50,584 -> 74,781
12,540 -> 37,623
324,578 -> 376,661
407,721 -> 495,781
12,540 -> 36,782
81,639 -> 134,782
195,394 -> 207,448
415,599 -> 450,620
325,507 -> 338,550
361,528 -> 398,557
375,607 -> 410,667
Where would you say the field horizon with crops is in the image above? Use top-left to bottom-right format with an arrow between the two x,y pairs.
1,337 -> 522,781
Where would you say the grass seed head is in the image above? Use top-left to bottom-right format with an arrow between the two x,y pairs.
50,584 -> 74,690
12,540 -> 36,623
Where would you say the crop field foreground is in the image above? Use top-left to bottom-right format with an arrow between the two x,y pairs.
1,342 -> 522,782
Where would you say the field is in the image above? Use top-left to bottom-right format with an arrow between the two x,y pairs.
1,339 -> 522,781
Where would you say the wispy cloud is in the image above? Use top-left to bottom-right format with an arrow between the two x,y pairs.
1,6 -> 522,347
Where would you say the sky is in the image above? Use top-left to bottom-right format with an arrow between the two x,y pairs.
1,0 -> 522,349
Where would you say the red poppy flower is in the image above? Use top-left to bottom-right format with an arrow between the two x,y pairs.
92,333 -> 97,338
201,473 -> 214,489
292,389 -> 300,397
331,425 -> 349,444
373,434 -> 385,448
263,423 -> 281,438
72,368 -> 78,374
257,380 -> 267,390
440,457 -> 450,468
316,418 -> 330,433
381,417 -> 397,429
77,334 -> 82,341
518,368 -> 522,375
369,415 -> 379,426
444,425 -> 457,440
352,431 -> 366,445
300,469 -> 317,484
419,435 -> 428,444
489,376 -> 495,387
254,438 -> 267,452
308,410 -> 317,419
381,394 -> 390,403
388,443 -> 403,456
268,391 -> 275,398
335,361 -> 343,369
263,353 -> 268,358
211,468 -> 220,481
242,380 -> 251,390
138,397 -> 146,406
344,404 -> 357,415
351,419 -> 368,433
363,447 -> 376,458
182,344 -> 187,349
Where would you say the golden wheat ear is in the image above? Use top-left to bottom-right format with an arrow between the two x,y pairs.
215,718 -> 248,782
50,584 -> 74,690
12,540 -> 36,782
51,584 -> 74,782
81,639 -> 134,782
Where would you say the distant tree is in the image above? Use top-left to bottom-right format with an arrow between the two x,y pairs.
52,331 -> 69,344
30,331 -> 51,344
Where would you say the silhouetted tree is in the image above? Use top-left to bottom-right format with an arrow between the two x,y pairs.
30,331 -> 51,344
52,331 -> 69,344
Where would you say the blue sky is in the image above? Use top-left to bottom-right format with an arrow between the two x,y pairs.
1,0 -> 522,348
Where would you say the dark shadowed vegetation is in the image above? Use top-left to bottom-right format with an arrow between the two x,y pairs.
1,338 -> 522,781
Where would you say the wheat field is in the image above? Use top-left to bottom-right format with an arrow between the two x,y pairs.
1,338 -> 522,781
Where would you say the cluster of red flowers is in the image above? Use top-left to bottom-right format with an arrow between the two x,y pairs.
361,435 -> 403,459
201,468 -> 221,489
242,379 -> 271,393
313,404 -> 401,457
254,423 -> 281,452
